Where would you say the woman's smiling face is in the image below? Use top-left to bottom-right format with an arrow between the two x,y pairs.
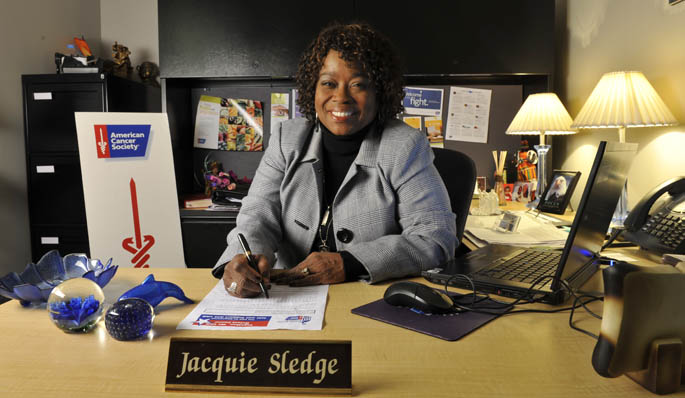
314,50 -> 378,136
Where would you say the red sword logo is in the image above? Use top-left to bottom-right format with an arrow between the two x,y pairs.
122,178 -> 155,268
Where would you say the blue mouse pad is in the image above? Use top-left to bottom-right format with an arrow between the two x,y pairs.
351,295 -> 510,341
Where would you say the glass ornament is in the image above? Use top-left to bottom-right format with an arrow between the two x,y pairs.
105,298 -> 155,341
47,278 -> 104,333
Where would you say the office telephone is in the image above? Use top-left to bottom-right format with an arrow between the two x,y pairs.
623,177 -> 685,254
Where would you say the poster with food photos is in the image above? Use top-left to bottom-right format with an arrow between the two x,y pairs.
193,95 -> 264,151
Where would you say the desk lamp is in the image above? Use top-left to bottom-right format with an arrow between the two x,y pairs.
505,93 -> 576,200
571,71 -> 678,225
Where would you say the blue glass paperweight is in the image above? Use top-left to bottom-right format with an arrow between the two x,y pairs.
105,298 -> 154,341
118,274 -> 193,308
47,278 -> 104,333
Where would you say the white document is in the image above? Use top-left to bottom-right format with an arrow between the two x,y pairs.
445,86 -> 491,143
177,282 -> 328,331
465,211 -> 568,248
193,96 -> 222,149
270,93 -> 290,136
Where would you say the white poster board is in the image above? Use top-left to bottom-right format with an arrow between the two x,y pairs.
75,112 -> 186,268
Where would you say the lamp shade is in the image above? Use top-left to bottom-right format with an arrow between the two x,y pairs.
505,93 -> 576,136
571,71 -> 677,129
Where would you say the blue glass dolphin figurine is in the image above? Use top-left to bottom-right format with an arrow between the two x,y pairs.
118,274 -> 194,308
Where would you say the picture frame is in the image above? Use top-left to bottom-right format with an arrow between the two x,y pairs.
536,170 -> 581,215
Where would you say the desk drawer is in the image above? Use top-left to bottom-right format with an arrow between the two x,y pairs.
181,215 -> 236,268
28,154 -> 86,225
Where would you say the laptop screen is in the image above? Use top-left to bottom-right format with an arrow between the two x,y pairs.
553,141 -> 638,289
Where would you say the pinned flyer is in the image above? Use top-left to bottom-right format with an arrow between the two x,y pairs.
402,87 -> 444,116
445,87 -> 492,143
193,95 -> 264,151
75,113 -> 186,268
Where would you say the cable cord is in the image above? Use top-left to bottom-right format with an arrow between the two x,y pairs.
439,273 -> 604,339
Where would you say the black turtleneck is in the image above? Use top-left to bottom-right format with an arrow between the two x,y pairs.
312,121 -> 372,281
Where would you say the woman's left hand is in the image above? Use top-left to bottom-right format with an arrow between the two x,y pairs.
271,252 -> 346,286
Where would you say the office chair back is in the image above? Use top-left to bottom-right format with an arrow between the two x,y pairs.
432,148 -> 476,244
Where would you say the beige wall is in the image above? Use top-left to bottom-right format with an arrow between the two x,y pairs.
555,0 -> 685,208
100,0 -> 159,66
0,1 -> 101,275
0,0 -> 159,275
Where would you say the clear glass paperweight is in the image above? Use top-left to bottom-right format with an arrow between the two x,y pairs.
105,298 -> 155,341
47,278 -> 104,333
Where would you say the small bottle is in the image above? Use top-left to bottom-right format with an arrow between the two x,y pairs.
485,189 -> 496,215
494,172 -> 506,205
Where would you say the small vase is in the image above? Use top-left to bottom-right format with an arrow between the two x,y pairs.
494,172 -> 506,205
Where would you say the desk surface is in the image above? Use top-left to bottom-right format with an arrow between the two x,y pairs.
1,265 -> 679,397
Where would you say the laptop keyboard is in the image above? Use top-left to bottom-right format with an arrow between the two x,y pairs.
473,250 -> 561,284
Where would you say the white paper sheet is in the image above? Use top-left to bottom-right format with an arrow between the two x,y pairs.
465,211 -> 569,248
270,93 -> 290,136
445,86 -> 491,143
177,282 -> 329,331
193,96 -> 221,149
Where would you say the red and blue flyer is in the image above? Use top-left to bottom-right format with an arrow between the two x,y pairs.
177,283 -> 328,331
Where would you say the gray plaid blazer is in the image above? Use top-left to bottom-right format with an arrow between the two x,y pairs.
213,118 -> 457,283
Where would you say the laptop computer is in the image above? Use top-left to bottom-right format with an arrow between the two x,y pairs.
423,141 -> 638,304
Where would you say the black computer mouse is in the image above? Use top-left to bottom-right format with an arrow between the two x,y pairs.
383,281 -> 454,314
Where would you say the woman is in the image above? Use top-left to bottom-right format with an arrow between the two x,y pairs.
214,23 -> 457,298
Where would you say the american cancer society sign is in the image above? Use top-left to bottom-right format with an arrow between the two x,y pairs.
75,113 -> 186,268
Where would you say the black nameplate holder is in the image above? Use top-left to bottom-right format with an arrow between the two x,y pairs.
165,338 -> 352,395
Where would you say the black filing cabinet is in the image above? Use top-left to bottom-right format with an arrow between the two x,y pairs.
22,74 -> 160,261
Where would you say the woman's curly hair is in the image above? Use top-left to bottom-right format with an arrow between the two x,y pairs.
295,22 -> 405,125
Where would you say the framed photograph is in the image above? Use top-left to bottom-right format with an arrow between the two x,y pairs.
536,170 -> 581,215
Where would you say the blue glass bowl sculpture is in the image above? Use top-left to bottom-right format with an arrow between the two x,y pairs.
47,278 -> 105,333
105,298 -> 155,341
0,250 -> 118,306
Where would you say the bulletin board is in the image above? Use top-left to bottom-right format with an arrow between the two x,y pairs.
165,74 -> 549,195
399,83 -> 527,189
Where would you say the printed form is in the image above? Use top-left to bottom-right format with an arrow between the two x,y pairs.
445,86 -> 492,143
177,282 -> 328,331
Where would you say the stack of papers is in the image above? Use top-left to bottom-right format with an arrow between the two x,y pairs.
465,211 -> 569,248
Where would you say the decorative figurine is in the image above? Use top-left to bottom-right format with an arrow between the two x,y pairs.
516,140 -> 538,182
112,41 -> 132,77
136,61 -> 160,87
118,274 -> 193,308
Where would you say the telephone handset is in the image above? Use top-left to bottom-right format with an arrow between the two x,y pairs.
623,177 -> 685,254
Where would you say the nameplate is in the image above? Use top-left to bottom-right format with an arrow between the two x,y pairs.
165,338 -> 352,395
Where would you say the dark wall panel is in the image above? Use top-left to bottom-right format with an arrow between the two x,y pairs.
159,0 -> 353,78
160,0 -> 555,78
354,0 -> 555,75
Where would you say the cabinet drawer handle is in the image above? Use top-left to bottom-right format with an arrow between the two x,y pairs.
36,165 -> 55,173
40,237 -> 59,245
33,92 -> 52,100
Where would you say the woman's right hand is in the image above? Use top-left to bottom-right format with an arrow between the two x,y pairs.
221,253 -> 271,298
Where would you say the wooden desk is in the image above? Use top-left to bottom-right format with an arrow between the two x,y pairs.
0,266 -> 679,397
